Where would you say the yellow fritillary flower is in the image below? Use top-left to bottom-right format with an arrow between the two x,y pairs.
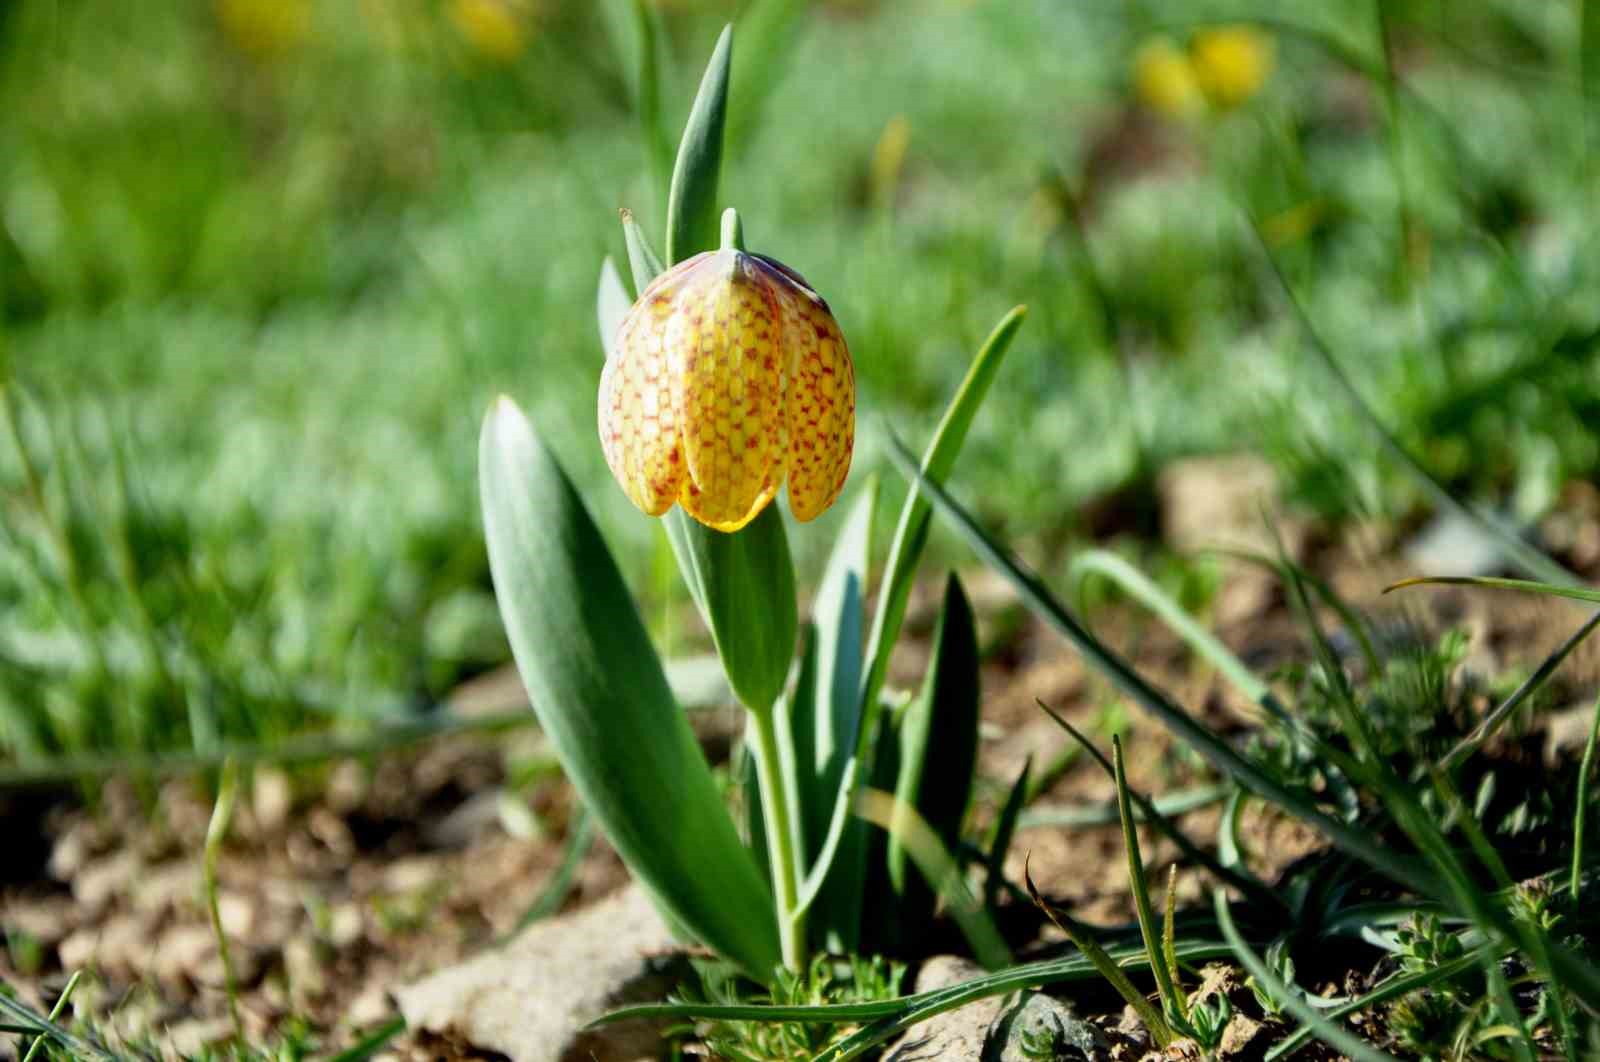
216,0 -> 310,58
599,248 -> 855,533
1190,25 -> 1274,110
449,0 -> 527,63
1133,37 -> 1205,120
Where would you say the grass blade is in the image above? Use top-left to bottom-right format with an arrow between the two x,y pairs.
1068,548 -> 1290,724
885,433 -> 1441,900
1037,701 -> 1280,909
1112,735 -> 1184,1024
1162,865 -> 1186,1022
20,971 -> 80,1062
1575,692 -> 1600,905
1214,889 -> 1403,1062
854,787 -> 1009,969
985,757 -> 1030,910
1025,856 -> 1172,1047
1020,783 -> 1229,830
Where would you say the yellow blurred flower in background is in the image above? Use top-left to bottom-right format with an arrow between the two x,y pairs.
449,0 -> 527,63
216,0 -> 310,58
1190,25 -> 1274,110
1133,37 -> 1204,120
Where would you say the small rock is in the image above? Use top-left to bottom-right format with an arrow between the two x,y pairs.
3,896 -> 78,946
1219,1013 -> 1270,1060
72,850 -> 140,912
217,892 -> 256,938
887,957 -> 1104,1061
394,881 -> 686,1062
131,861 -> 199,915
153,925 -> 217,985
1546,701 -> 1600,763
327,902 -> 366,948
253,767 -> 294,833
1403,510 -> 1507,579
284,936 -> 327,1002
994,991 -> 1106,1061
163,1016 -> 235,1056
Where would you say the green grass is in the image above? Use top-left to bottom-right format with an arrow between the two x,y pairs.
1,0 -> 1599,828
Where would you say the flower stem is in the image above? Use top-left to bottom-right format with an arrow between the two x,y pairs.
720,206 -> 745,252
749,705 -> 806,970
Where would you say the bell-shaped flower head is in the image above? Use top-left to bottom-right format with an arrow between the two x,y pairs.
599,248 -> 855,532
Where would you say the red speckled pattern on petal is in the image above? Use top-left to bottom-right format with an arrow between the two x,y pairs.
597,257 -> 712,515
673,254 -> 787,532
771,270 -> 855,522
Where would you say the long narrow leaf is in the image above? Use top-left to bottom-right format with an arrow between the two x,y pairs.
480,398 -> 779,976
793,484 -> 875,949
985,757 -> 1030,910
887,572 -> 979,892
886,433 -> 1441,900
795,307 -> 1027,913
855,787 -> 1009,969
593,941 -> 1233,1030
1113,735 -> 1184,1022
1024,858 -> 1172,1046
621,208 -> 665,291
1069,548 -> 1289,723
1214,889 -> 1403,1062
1575,693 -> 1600,904
597,257 -> 631,359
1037,702 -> 1280,909
665,24 -> 732,263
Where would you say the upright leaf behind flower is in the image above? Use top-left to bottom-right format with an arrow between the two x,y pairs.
480,397 -> 779,977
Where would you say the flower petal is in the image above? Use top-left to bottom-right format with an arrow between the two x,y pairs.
598,279 -> 687,516
776,278 -> 854,522
673,254 -> 786,532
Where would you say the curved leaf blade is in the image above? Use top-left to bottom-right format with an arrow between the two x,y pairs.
665,23 -> 733,263
480,397 -> 779,976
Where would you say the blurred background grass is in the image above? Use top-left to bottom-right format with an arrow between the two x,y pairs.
2,0 -> 1597,767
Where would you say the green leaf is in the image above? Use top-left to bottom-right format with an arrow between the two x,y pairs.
1214,889 -> 1403,1062
794,306 -> 1026,918
1113,735 -> 1184,1024
984,757 -> 1030,911
887,572 -> 979,894
790,483 -> 876,950
480,398 -> 779,977
632,0 -> 670,200
1068,548 -> 1289,724
621,208 -> 666,292
1024,860 -> 1172,1047
665,23 -> 733,264
665,505 -> 798,713
597,256 -> 632,360
1575,692 -> 1600,905
802,482 -> 875,842
860,306 -> 1026,717
855,788 -> 1010,970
